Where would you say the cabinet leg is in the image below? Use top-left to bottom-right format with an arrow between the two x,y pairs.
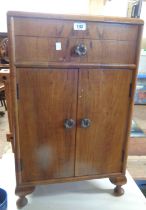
109,175 -> 127,196
15,185 -> 35,208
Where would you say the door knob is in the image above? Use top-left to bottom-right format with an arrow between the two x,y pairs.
80,118 -> 91,128
74,43 -> 87,56
64,119 -> 75,129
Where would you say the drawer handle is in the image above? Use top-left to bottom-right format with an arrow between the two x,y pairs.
80,118 -> 91,128
64,119 -> 75,129
74,44 -> 87,56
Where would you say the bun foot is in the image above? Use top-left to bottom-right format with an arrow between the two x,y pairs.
109,175 -> 127,196
15,185 -> 35,208
16,196 -> 28,208
113,185 -> 124,196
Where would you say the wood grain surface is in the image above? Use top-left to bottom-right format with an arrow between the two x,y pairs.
14,36 -> 136,64
75,69 -> 132,176
17,68 -> 78,182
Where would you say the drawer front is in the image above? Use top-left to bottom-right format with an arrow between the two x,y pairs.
13,17 -> 138,41
14,36 -> 136,64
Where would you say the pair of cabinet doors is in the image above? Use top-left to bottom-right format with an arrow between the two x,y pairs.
16,67 -> 131,184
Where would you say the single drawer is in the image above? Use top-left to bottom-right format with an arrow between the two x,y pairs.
14,36 -> 136,64
13,17 -> 138,41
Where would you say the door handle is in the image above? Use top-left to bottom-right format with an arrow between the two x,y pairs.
74,43 -> 87,56
80,118 -> 91,128
64,119 -> 75,129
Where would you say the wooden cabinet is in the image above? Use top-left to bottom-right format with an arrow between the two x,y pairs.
7,11 -> 143,208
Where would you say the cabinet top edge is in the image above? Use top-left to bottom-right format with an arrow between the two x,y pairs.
7,11 -> 144,25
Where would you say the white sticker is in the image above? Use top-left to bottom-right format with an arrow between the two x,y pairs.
56,42 -> 62,50
74,22 -> 86,31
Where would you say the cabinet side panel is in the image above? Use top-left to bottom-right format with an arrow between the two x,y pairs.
75,69 -> 132,176
16,68 -> 77,183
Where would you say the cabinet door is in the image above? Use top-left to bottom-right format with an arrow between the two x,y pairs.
75,69 -> 132,176
16,68 -> 78,182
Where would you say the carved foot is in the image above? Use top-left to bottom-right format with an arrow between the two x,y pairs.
15,185 -> 35,208
109,175 -> 127,196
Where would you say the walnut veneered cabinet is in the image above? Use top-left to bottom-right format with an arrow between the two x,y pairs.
7,11 -> 143,208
